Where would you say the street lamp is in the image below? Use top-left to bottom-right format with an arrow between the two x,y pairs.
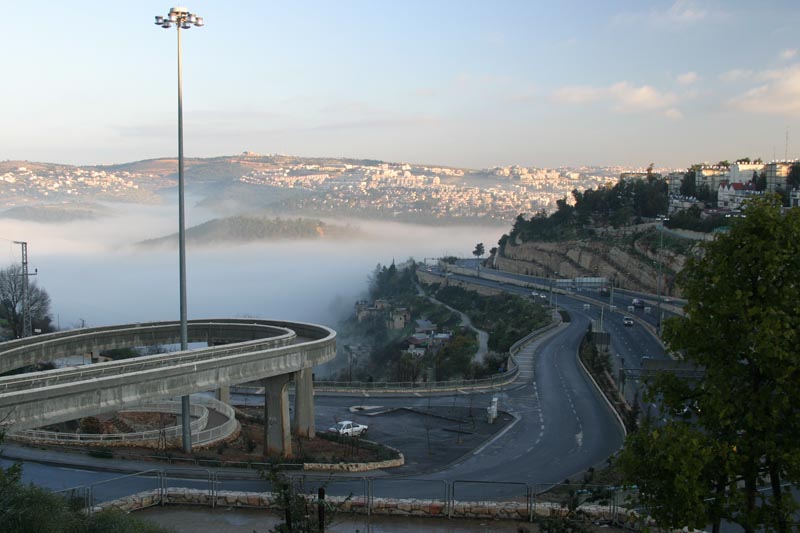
656,218 -> 669,334
155,6 -> 204,453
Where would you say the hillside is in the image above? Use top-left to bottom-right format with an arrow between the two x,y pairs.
138,215 -> 359,247
491,224 -> 706,296
0,202 -> 109,223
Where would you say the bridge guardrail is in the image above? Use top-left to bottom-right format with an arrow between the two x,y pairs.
0,319 -> 337,432
0,322 -> 298,393
10,395 -> 239,446
312,319 -> 559,393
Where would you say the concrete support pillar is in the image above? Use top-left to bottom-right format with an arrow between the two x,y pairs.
263,374 -> 292,457
215,385 -> 230,404
209,341 -> 231,406
293,368 -> 315,438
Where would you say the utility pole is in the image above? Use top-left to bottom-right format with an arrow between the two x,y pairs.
13,241 -> 36,338
656,220 -> 668,335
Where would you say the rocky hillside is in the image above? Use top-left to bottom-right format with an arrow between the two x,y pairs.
490,224 -> 707,296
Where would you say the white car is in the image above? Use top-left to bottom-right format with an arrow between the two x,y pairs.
328,420 -> 368,437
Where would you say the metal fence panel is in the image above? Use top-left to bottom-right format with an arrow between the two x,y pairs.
161,469 -> 213,507
369,477 -> 449,518
214,469 -> 271,508
286,474 -> 369,515
89,470 -> 162,513
54,485 -> 90,514
451,480 -> 529,520
533,483 -> 625,523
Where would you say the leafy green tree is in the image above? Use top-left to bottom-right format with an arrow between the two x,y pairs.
472,243 -> 485,259
368,261 -> 416,300
618,196 -> 800,532
787,162 -> 800,190
0,430 -> 171,532
680,170 -> 697,198
432,333 -> 477,380
264,467 -> 346,533
753,171 -> 767,192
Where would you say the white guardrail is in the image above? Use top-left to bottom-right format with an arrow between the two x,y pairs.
311,320 -> 560,392
10,396 -> 239,446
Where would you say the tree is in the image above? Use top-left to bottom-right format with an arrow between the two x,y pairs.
472,243 -> 484,259
617,196 -> 800,531
679,170 -> 697,198
0,265 -> 53,338
264,467 -> 346,532
0,429 -> 170,532
753,171 -> 767,192
787,162 -> 800,190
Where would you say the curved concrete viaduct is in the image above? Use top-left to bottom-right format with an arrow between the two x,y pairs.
0,319 -> 336,457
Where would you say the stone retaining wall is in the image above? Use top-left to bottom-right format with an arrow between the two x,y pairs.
98,488 -> 649,527
303,452 -> 405,472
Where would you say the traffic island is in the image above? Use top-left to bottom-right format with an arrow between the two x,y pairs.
8,408 -> 403,472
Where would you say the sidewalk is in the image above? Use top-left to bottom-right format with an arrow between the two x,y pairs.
136,506 -> 530,532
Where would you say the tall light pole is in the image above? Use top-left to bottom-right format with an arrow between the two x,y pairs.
155,6 -> 204,453
656,218 -> 669,335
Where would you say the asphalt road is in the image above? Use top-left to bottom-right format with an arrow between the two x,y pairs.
6,267 -> 664,504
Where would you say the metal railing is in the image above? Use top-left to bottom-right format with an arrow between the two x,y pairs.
76,469 -> 643,526
312,320 -> 560,393
9,396 -> 238,446
0,322 -> 298,394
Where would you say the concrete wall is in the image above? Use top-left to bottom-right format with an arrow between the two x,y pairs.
0,319 -> 296,374
98,488 -> 646,526
0,320 -> 336,432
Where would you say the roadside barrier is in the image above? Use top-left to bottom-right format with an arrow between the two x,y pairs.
306,320 -> 562,394
77,469 -> 648,527
9,395 -> 240,447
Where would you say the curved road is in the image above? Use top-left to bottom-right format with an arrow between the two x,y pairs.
3,274 -> 659,503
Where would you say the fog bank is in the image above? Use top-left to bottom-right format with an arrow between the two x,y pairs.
1,202 -> 504,330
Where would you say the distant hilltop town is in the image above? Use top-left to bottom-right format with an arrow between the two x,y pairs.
6,153 -> 791,225
0,154 -> 650,225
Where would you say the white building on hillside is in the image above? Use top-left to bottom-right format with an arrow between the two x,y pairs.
717,182 -> 762,209
764,161 -> 795,192
729,162 -> 764,184
697,166 -> 729,191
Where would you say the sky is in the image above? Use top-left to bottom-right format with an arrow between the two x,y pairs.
1,0 -> 799,169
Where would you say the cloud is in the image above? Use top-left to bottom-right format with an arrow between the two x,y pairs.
728,65 -> 800,115
781,49 -> 798,61
666,0 -> 708,24
552,81 -> 679,117
677,71 -> 699,85
612,0 -> 710,28
551,85 -> 604,105
719,68 -> 754,83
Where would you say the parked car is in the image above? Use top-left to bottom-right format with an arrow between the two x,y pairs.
622,316 -> 634,326
328,420 -> 368,437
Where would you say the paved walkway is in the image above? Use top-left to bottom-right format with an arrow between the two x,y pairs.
136,506 -> 529,532
416,285 -> 489,363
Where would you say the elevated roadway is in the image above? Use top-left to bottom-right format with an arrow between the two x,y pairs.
0,319 -> 336,456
